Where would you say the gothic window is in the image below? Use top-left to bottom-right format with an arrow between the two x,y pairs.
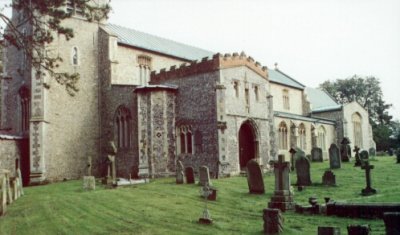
352,112 -> 363,148
114,106 -> 132,149
72,47 -> 79,65
317,126 -> 326,151
19,87 -> 30,132
233,81 -> 239,98
138,55 -> 152,85
245,88 -> 250,112
278,121 -> 288,150
283,89 -> 290,110
177,125 -> 194,154
298,123 -> 306,150
194,130 -> 203,153
254,85 -> 259,101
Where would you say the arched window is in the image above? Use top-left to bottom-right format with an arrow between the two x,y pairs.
177,125 -> 194,154
298,123 -> 306,150
72,46 -> 79,65
114,106 -> 132,149
282,89 -> 290,110
352,112 -> 363,148
19,87 -> 30,132
278,121 -> 288,150
138,54 -> 152,85
317,126 -> 326,151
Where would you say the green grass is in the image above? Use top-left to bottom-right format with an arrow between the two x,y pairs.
1,156 -> 399,235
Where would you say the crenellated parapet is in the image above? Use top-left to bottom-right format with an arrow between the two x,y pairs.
150,52 -> 268,83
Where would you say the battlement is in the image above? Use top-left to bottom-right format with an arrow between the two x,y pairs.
150,52 -> 268,83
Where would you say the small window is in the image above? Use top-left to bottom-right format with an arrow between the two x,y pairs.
114,106 -> 132,149
254,85 -> 259,101
72,47 -> 79,65
178,125 -> 194,154
278,121 -> 288,150
283,89 -> 290,110
233,81 -> 239,98
138,54 -> 152,85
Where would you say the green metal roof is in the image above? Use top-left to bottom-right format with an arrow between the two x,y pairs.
305,87 -> 342,112
268,69 -> 305,90
274,111 -> 336,125
105,24 -> 214,61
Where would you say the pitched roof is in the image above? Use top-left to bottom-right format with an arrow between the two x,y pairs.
305,87 -> 342,112
268,69 -> 305,90
104,24 -> 214,61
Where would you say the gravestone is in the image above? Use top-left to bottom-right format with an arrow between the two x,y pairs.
354,146 -> 362,167
347,224 -> 371,235
263,208 -> 283,234
322,170 -> 336,186
289,148 -> 297,171
388,148 -> 394,156
311,147 -> 323,162
329,144 -> 341,169
317,226 -> 340,235
199,166 -> 212,187
16,168 -> 24,196
340,137 -> 351,162
368,148 -> 376,158
198,183 -> 213,224
361,160 -> 377,196
295,155 -> 311,186
83,155 -> 96,190
0,175 -> 6,216
176,160 -> 185,184
185,167 -> 195,184
246,159 -> 265,194
268,154 -> 294,212
105,155 -> 116,185
383,212 -> 400,235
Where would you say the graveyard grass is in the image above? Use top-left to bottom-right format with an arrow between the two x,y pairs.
1,156 -> 399,235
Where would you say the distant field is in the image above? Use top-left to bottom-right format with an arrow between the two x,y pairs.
1,156 -> 399,235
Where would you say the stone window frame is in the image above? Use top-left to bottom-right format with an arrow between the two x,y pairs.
278,121 -> 288,150
177,125 -> 195,155
71,46 -> 79,66
352,112 -> 363,148
232,80 -> 240,98
298,123 -> 306,150
282,89 -> 290,110
137,54 -> 152,85
114,105 -> 132,150
18,86 -> 30,133
317,125 -> 326,151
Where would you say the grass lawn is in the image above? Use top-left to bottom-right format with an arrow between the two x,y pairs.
1,156 -> 399,235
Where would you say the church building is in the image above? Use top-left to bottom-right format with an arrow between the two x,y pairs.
0,1 -> 375,184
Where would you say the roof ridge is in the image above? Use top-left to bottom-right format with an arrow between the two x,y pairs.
274,68 -> 305,88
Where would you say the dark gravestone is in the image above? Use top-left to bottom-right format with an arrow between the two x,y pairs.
326,202 -> 400,219
322,170 -> 336,186
199,166 -> 212,186
383,212 -> 400,235
289,148 -> 297,171
340,137 -> 351,162
368,148 -> 376,157
311,147 -> 323,162
329,144 -> 341,169
347,225 -> 371,235
295,155 -> 311,186
318,226 -> 340,235
354,146 -> 362,167
246,159 -> 265,194
263,208 -> 283,235
185,167 -> 195,184
361,160 -> 377,196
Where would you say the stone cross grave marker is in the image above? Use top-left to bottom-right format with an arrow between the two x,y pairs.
246,159 -> 265,194
295,154 -> 312,186
289,148 -> 296,171
263,208 -> 283,235
322,170 -> 336,186
354,146 -> 362,167
360,150 -> 369,167
340,137 -> 351,162
199,166 -> 212,187
107,155 -> 116,184
198,183 -> 213,224
311,147 -> 323,162
268,154 -> 294,212
176,160 -> 185,184
83,155 -> 95,190
185,167 -> 195,184
329,144 -> 341,169
361,159 -> 377,196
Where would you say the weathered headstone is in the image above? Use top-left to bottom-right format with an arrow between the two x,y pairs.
322,170 -> 336,186
185,167 -> 195,184
268,155 -> 294,212
0,175 -> 7,216
263,208 -> 283,234
317,226 -> 340,235
83,176 -> 96,190
368,148 -> 376,158
295,155 -> 311,186
289,148 -> 297,171
329,144 -> 341,169
199,166 -> 212,187
16,168 -> 24,196
311,147 -> 323,162
354,146 -> 362,167
383,212 -> 400,235
340,137 -> 351,162
361,160 -> 377,196
347,224 -> 371,235
246,159 -> 265,194
176,160 -> 185,184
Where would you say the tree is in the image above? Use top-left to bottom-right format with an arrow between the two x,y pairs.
0,0 -> 110,95
320,75 -> 392,125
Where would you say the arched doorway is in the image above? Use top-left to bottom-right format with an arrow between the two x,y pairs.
239,121 -> 258,170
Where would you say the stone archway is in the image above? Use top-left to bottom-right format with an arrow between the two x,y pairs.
238,120 -> 258,170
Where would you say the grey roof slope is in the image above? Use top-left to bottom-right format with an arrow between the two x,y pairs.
105,24 -> 214,61
268,69 -> 305,90
305,87 -> 342,112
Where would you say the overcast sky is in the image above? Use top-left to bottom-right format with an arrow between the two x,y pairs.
1,0 -> 399,119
